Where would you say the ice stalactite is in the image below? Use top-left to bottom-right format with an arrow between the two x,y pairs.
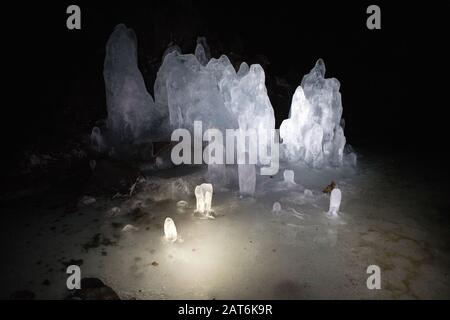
280,59 -> 347,168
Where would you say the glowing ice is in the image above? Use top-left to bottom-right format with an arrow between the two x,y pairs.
329,188 -> 342,216
280,59 -> 346,167
283,170 -> 296,185
164,217 -> 178,242
194,183 -> 214,216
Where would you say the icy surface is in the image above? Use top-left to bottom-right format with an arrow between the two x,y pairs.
280,59 -> 346,168
104,24 -> 168,145
3,155 -> 450,300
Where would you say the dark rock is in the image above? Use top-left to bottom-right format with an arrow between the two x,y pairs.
10,290 -> 35,300
66,277 -> 120,300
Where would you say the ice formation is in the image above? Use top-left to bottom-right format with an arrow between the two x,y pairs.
283,170 -> 296,185
280,59 -> 346,168
154,52 -> 238,133
272,202 -> 282,215
104,24 -> 168,145
164,217 -> 178,242
329,188 -> 342,216
194,183 -> 214,216
194,37 -> 210,66
238,164 -> 256,196
90,127 -> 105,153
154,50 -> 275,143
197,37 -> 211,62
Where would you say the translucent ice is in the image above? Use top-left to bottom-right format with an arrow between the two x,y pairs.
196,37 -> 211,62
283,170 -> 296,185
195,43 -> 208,66
194,183 -> 214,216
272,202 -> 282,214
329,188 -> 342,216
194,37 -> 211,66
238,164 -> 256,196
221,64 -> 275,148
280,59 -> 346,167
164,217 -> 178,242
154,52 -> 238,133
104,24 -> 168,144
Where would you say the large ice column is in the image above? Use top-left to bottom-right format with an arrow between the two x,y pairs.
220,64 -> 275,195
280,59 -> 346,167
154,52 -> 238,133
104,24 -> 167,144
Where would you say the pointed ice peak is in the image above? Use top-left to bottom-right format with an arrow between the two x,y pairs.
301,58 -> 326,88
195,43 -> 208,66
162,43 -> 181,61
314,58 -> 326,77
196,36 -> 211,61
237,62 -> 249,77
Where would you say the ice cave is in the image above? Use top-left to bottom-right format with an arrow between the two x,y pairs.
2,2 -> 449,303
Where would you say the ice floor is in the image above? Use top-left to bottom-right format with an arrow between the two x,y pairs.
1,150 -> 450,299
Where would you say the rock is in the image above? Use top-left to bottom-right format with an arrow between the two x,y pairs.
322,181 -> 336,194
67,278 -> 120,300
10,290 -> 35,300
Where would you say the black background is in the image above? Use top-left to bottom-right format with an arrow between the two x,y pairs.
4,1 -> 450,168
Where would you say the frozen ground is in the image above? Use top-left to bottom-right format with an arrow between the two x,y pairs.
1,150 -> 449,299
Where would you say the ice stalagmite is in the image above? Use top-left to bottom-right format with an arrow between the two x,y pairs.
104,24 -> 168,145
280,59 -> 346,168
164,217 -> 178,242
329,188 -> 342,216
195,183 -> 214,217
283,170 -> 296,185
154,52 -> 238,133
220,64 -> 275,196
